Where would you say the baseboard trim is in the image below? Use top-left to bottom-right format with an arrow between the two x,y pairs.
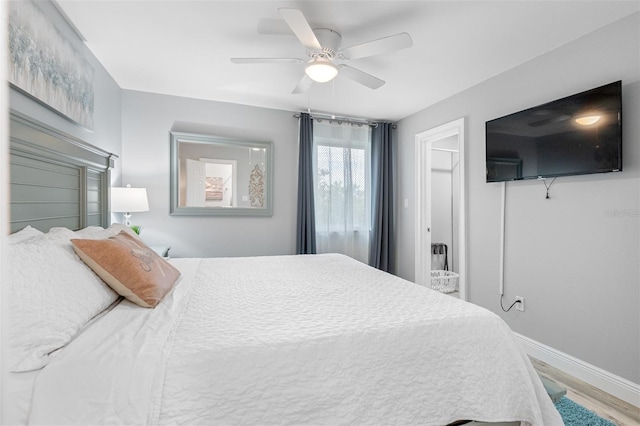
515,332 -> 640,408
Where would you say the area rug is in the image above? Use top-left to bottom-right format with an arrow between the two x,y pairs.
555,396 -> 616,426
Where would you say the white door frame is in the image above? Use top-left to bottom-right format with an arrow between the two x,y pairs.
415,118 -> 467,300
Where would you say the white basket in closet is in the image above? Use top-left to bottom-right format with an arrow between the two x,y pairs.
430,270 -> 459,293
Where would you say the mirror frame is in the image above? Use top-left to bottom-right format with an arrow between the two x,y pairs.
170,131 -> 273,216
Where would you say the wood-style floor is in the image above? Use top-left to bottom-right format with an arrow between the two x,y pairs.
530,357 -> 640,426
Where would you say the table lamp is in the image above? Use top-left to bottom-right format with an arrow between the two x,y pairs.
111,184 -> 149,227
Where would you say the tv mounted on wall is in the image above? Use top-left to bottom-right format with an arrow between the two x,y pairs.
485,81 -> 622,183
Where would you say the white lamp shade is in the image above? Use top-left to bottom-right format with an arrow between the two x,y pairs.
111,187 -> 149,212
305,58 -> 338,83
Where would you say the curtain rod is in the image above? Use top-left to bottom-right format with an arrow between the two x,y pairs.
293,113 -> 397,129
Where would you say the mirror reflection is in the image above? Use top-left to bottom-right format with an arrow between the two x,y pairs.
170,132 -> 272,216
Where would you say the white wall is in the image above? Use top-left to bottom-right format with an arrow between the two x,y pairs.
396,13 -> 640,383
120,90 -> 298,258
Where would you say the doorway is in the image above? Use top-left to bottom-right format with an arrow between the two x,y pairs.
415,118 -> 466,300
184,158 -> 238,208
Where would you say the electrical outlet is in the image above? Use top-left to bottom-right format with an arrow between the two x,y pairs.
515,296 -> 525,312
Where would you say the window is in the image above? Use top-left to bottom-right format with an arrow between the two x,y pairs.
313,120 -> 371,263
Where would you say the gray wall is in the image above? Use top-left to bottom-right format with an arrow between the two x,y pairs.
120,90 -> 298,258
396,13 -> 640,383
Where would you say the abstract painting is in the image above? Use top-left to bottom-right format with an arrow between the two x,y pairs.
8,0 -> 94,129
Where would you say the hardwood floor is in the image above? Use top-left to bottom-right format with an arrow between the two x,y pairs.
530,357 -> 640,426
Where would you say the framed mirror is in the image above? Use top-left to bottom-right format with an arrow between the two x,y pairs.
170,131 -> 273,216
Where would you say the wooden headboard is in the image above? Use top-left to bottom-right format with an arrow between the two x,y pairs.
9,111 -> 117,233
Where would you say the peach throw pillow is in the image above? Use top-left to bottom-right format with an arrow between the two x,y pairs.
71,231 -> 181,308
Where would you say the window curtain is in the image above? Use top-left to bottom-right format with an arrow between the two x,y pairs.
296,113 -> 316,254
369,122 -> 395,272
313,120 -> 371,264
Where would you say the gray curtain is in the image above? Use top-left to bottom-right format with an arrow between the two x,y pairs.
369,122 -> 395,272
296,113 -> 316,254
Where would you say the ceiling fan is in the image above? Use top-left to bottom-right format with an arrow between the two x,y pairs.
231,8 -> 413,94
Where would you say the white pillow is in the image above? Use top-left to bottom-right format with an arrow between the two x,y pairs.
8,228 -> 119,372
8,226 -> 44,244
73,226 -> 106,238
73,224 -> 139,240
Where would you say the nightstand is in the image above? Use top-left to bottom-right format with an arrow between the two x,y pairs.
150,245 -> 171,258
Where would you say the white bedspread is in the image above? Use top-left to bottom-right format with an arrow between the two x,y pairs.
28,254 -> 562,425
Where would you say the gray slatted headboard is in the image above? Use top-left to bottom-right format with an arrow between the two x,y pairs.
9,111 -> 117,233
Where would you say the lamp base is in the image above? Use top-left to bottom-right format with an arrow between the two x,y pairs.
123,212 -> 132,227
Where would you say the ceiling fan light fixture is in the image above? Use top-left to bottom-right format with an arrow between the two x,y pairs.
305,58 -> 338,83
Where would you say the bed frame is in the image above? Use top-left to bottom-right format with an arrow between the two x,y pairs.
8,111 -> 117,233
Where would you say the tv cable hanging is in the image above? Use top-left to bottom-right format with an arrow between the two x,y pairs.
539,177 -> 557,199
498,181 -> 521,313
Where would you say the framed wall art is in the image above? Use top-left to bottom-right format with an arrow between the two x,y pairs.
8,0 -> 94,130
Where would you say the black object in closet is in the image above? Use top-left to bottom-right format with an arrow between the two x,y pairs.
431,243 -> 448,271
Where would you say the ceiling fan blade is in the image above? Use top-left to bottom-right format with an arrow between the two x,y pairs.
292,74 -> 313,94
257,17 -> 320,35
337,65 -> 385,89
278,8 -> 322,51
339,32 -> 413,60
231,58 -> 304,64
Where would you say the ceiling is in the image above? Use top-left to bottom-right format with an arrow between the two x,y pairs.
55,1 -> 640,122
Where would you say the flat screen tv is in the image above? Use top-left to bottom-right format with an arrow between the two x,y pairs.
485,81 -> 622,183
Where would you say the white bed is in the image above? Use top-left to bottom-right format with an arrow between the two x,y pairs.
8,230 -> 561,425
6,113 -> 561,425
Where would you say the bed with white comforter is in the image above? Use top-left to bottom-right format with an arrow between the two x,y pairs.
21,252 -> 561,425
